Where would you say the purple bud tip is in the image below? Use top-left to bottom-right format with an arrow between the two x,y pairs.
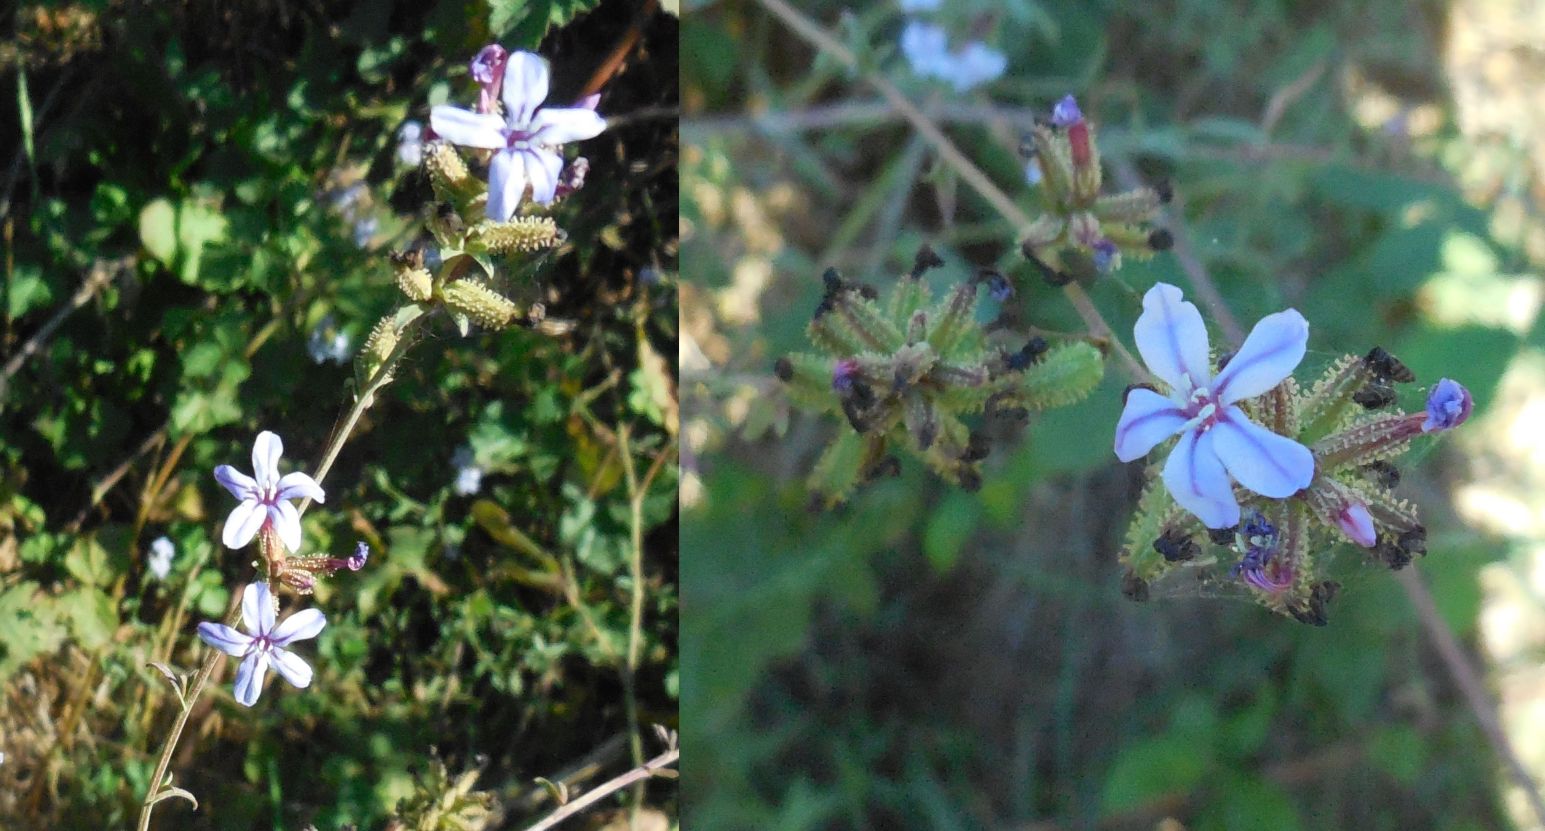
1051,94 -> 1083,128
1092,239 -> 1119,273
470,45 -> 509,85
1422,378 -> 1472,433
832,359 -> 860,393
347,542 -> 369,571
1336,502 -> 1377,548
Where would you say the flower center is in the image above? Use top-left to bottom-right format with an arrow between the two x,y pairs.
506,128 -> 536,150
1180,386 -> 1222,432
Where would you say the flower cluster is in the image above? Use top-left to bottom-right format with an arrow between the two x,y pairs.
202,431 -> 369,704
899,20 -> 1007,93
1114,284 -> 1472,623
1019,96 -> 1173,284
391,45 -> 605,340
777,248 -> 1103,507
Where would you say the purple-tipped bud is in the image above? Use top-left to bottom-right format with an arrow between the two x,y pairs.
347,542 -> 370,571
1422,378 -> 1472,433
1092,239 -> 1119,274
470,45 -> 510,114
1335,502 -> 1377,548
1051,94 -> 1083,127
832,358 -> 860,393
984,271 -> 1014,301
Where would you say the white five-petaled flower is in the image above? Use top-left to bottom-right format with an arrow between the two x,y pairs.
214,431 -> 325,553
197,582 -> 325,707
429,50 -> 606,222
1114,283 -> 1316,528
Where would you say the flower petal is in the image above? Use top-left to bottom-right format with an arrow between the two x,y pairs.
197,622 -> 252,657
221,500 -> 266,550
502,51 -> 551,127
271,500 -> 303,554
270,648 -> 314,689
523,148 -> 563,206
251,431 -> 284,489
242,581 -> 277,636
213,464 -> 257,500
1213,308 -> 1308,404
1114,388 -> 1188,462
1335,502 -> 1377,548
486,148 -> 528,222
276,471 -> 325,504
233,652 -> 269,707
1133,282 -> 1212,394
1161,428 -> 1239,528
530,107 -> 606,145
429,106 -> 507,149
272,608 -> 327,645
1210,408 -> 1315,498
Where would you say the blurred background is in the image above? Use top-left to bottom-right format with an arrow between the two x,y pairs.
683,0 -> 1545,828
0,0 -> 677,828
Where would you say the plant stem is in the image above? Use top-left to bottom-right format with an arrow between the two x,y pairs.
135,586 -> 243,831
517,748 -> 679,831
750,0 -> 1149,383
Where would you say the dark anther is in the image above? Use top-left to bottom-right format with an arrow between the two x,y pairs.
916,421 -> 938,452
1374,538 -> 1413,570
1290,580 -> 1340,626
1361,460 -> 1401,489
1148,229 -> 1174,251
821,266 -> 846,297
962,432 -> 991,463
1006,337 -> 1049,370
1364,346 -> 1415,383
856,283 -> 879,300
1021,244 -> 1072,286
1018,133 -> 1036,159
911,245 -> 945,278
1121,570 -> 1151,602
1397,525 -> 1427,557
979,269 -> 1014,302
1153,179 -> 1174,204
864,456 -> 902,481
813,298 -> 834,319
1353,382 -> 1397,409
1215,350 -> 1236,372
389,249 -> 423,268
957,468 -> 983,492
773,357 -> 794,382
1122,383 -> 1158,406
1207,525 -> 1238,546
1153,528 -> 1199,563
841,398 -> 869,433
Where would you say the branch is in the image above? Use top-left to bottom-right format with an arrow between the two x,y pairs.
517,748 -> 679,831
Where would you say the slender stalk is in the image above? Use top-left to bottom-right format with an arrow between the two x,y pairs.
136,308 -> 428,830
518,748 -> 678,831
750,0 -> 1149,383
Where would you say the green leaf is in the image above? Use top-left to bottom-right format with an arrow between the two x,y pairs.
59,586 -> 118,649
139,198 -> 178,266
7,264 -> 54,319
1100,732 -> 1212,814
922,491 -> 981,572
1368,725 -> 1426,785
174,200 -> 229,285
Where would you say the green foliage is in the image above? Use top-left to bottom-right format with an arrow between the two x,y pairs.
0,1 -> 676,827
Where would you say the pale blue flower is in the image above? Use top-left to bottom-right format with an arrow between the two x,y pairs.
396,120 -> 424,166
1423,378 -> 1472,432
452,446 -> 483,496
198,582 -> 325,707
148,536 -> 175,580
1114,283 -> 1315,528
899,21 -> 1006,92
430,51 -> 607,221
213,431 -> 325,552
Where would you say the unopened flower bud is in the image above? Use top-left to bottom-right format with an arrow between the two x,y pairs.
396,266 -> 433,302
442,280 -> 520,329
1422,378 -> 1472,432
475,216 -> 561,254
1335,501 -> 1377,548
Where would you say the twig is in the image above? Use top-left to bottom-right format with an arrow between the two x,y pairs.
516,748 -> 679,831
749,0 -> 1148,382
1397,568 -> 1545,828
0,256 -> 122,407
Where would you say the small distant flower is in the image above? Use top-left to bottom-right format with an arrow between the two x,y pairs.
1091,239 -> 1119,274
1114,283 -> 1315,528
197,582 -> 325,707
831,358 -> 860,392
353,216 -> 379,248
553,155 -> 590,201
1025,158 -> 1043,186
396,120 -> 424,166
1422,378 -> 1472,432
899,21 -> 1005,92
1231,511 -> 1294,593
307,317 -> 351,365
214,431 -> 325,553
431,50 -> 607,221
147,536 -> 175,580
985,272 -> 1014,302
452,446 -> 483,496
